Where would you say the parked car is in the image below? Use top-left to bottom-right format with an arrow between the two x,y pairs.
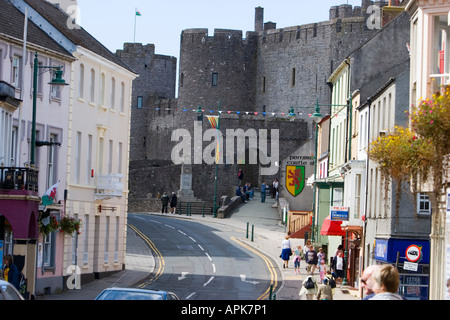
0,280 -> 25,300
94,287 -> 179,300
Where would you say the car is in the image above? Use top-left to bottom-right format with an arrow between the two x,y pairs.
94,287 -> 179,300
0,280 -> 25,300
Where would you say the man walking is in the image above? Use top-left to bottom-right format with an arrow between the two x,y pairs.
260,181 -> 267,203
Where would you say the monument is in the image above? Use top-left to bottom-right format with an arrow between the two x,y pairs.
178,162 -> 197,201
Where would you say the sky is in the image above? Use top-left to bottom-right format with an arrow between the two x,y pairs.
77,0 -> 365,59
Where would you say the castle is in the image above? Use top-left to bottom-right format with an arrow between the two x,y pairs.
116,1 -> 391,213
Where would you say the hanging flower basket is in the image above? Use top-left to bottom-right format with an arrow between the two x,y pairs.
59,216 -> 81,234
38,214 -> 59,236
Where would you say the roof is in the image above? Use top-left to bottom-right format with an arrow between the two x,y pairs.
22,0 -> 136,74
0,0 -> 72,58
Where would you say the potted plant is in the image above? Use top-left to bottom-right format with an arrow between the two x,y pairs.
59,216 -> 81,234
38,214 -> 59,236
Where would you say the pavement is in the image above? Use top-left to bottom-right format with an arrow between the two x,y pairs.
38,191 -> 360,301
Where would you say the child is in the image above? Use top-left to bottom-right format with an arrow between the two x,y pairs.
293,245 -> 302,274
319,259 -> 327,282
316,278 -> 333,300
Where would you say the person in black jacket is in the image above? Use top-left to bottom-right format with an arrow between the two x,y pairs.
305,245 -> 318,275
170,192 -> 177,214
161,192 -> 169,214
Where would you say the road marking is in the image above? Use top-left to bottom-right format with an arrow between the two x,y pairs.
240,274 -> 260,285
189,236 -> 196,242
164,224 -> 175,229
205,252 -> 212,261
128,224 -> 165,288
198,244 -> 205,251
178,230 -> 187,235
203,276 -> 215,287
231,237 -> 278,300
212,263 -> 216,273
186,292 -> 195,299
178,272 -> 189,281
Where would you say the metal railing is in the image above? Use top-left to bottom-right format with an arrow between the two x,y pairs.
0,166 -> 39,192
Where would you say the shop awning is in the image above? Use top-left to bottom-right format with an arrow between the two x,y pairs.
320,215 -> 345,237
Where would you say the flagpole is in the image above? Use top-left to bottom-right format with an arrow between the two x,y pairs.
212,100 -> 221,218
134,7 -> 137,43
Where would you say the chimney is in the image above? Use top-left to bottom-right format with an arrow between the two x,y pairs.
255,7 -> 264,32
382,0 -> 403,27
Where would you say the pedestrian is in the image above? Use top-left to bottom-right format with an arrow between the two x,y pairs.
331,250 -> 345,285
273,179 -> 279,201
316,278 -> 333,300
237,169 -> 244,186
360,264 -> 381,300
369,264 -> 402,300
170,192 -> 177,214
305,245 -> 318,275
280,235 -> 292,269
2,254 -> 20,291
260,181 -> 267,203
317,248 -> 325,268
319,259 -> 327,282
244,182 -> 254,200
299,275 -> 317,300
236,186 -> 246,203
272,179 -> 278,198
161,192 -> 169,214
293,245 -> 303,274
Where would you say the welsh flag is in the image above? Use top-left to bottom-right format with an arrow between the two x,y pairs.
136,9 -> 142,16
42,181 -> 59,206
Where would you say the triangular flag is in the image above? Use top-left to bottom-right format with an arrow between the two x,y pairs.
42,181 -> 59,206
136,9 -> 142,16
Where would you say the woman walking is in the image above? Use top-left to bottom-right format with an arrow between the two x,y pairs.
280,235 -> 292,269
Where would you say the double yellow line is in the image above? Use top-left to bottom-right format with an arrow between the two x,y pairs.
231,237 -> 278,300
128,224 -> 165,288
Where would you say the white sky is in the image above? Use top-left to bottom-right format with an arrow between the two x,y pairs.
77,0 -> 364,58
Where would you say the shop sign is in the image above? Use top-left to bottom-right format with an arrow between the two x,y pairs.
403,261 -> 419,272
330,206 -> 349,221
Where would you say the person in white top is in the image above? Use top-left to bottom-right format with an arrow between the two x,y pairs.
280,235 -> 292,269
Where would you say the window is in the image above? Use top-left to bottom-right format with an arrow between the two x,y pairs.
86,134 -> 92,184
82,215 -> 89,264
79,64 -> 84,99
47,134 -> 58,187
291,68 -> 296,86
431,15 -> 450,93
417,193 -> 431,215
75,132 -> 81,184
108,140 -> 113,174
111,77 -> 116,109
90,69 -> 95,103
114,217 -> 119,263
212,72 -> 218,86
43,221 -> 58,267
137,96 -> 143,109
104,216 -> 110,263
354,174 -> 361,218
12,56 -> 21,88
118,142 -> 123,174
262,77 -> 266,93
98,137 -> 104,175
100,73 -> 106,106
120,82 -> 125,113
332,187 -> 343,207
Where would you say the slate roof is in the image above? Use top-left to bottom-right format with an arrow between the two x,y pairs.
0,0 -> 72,58
22,0 -> 135,73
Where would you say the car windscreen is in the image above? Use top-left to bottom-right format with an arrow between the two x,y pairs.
96,290 -> 163,300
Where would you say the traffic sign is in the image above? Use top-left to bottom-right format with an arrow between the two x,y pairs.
405,244 -> 422,263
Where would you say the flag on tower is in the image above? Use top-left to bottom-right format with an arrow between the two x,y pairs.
136,8 -> 142,16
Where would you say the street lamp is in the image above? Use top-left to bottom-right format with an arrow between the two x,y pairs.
31,52 -> 68,167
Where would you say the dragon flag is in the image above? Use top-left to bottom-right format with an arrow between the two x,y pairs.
42,181 -> 59,206
206,115 -> 221,164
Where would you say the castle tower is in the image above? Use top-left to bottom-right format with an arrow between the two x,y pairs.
255,7 -> 264,32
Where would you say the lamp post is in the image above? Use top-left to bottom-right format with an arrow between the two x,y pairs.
31,52 -> 67,167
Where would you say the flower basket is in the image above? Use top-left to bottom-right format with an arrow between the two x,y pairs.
38,214 -> 59,236
59,216 -> 81,234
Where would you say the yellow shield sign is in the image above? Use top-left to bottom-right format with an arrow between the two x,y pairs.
286,165 -> 305,197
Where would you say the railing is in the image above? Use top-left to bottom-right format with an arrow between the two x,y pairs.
0,166 -> 39,192
288,211 -> 313,235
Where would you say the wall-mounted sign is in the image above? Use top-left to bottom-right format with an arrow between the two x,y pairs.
330,206 -> 349,221
286,165 -> 305,197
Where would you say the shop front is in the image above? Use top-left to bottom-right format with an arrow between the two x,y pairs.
374,238 -> 430,300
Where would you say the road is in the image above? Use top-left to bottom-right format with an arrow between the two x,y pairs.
127,213 -> 281,300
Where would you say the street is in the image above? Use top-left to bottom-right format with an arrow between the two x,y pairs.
127,214 -> 281,300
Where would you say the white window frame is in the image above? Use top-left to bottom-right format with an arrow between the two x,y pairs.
417,193 -> 431,215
